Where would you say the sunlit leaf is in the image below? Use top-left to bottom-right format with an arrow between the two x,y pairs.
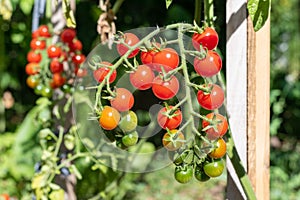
49,189 -> 64,200
165,0 -> 173,9
62,0 -> 76,28
20,0 -> 34,15
247,0 -> 271,32
0,0 -> 13,20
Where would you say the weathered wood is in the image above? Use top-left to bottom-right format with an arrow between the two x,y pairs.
247,17 -> 270,200
226,1 -> 248,199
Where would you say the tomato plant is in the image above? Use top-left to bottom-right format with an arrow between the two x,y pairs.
152,75 -> 179,100
157,106 -> 182,130
26,75 -> 40,89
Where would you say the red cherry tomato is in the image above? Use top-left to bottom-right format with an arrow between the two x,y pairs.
140,50 -> 156,69
194,50 -> 222,77
0,193 -> 10,200
27,51 -> 42,63
69,39 -> 82,51
116,33 -> 140,58
61,28 -> 76,43
157,106 -> 182,130
152,48 -> 179,72
25,63 -> 40,75
192,27 -> 219,50
197,84 -> 224,110
110,88 -> 134,112
50,58 -> 64,73
93,61 -> 117,83
129,65 -> 155,90
47,45 -> 62,58
72,54 -> 86,64
38,25 -> 51,37
202,113 -> 228,140
30,38 -> 46,50
51,73 -> 66,88
152,75 -> 179,100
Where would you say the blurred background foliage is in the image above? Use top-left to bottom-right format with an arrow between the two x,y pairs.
0,0 -> 299,199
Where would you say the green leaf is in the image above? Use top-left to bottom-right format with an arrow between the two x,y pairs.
31,173 -> 47,189
165,0 -> 173,9
49,189 -> 64,200
62,0 -> 76,28
247,0 -> 271,32
0,0 -> 13,20
20,0 -> 34,15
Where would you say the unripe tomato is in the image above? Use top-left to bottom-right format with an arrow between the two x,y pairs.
122,131 -> 139,147
194,50 -> 222,77
192,27 -> 219,50
119,111 -> 138,132
208,138 -> 227,159
194,165 -> 210,182
197,84 -> 224,110
174,165 -> 193,184
110,88 -> 134,112
202,113 -> 228,140
162,129 -> 185,151
116,33 -> 140,58
203,159 -> 225,178
99,106 -> 120,130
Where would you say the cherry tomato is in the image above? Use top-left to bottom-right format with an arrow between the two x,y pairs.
116,33 -> 140,58
197,84 -> 224,110
50,58 -> 64,73
27,50 -> 42,63
38,25 -> 51,37
41,85 -> 53,98
93,61 -> 117,83
25,62 -> 40,75
122,131 -> 139,147
203,159 -> 225,178
51,73 -> 66,88
119,111 -> 138,132
194,50 -> 222,77
75,67 -> 88,77
32,29 -> 39,38
192,27 -> 219,51
129,65 -> 154,90
194,165 -> 210,182
140,50 -> 156,69
0,194 -> 10,200
209,138 -> 227,159
99,106 -> 120,130
152,75 -> 179,100
202,113 -> 228,140
30,38 -> 46,50
47,45 -> 62,58
72,54 -> 86,64
162,129 -> 185,151
157,106 -> 182,130
69,39 -> 82,51
26,75 -> 40,89
61,28 -> 76,43
152,48 -> 179,72
174,165 -> 193,184
110,88 -> 134,112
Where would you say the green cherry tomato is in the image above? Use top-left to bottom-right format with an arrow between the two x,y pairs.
203,159 -> 225,178
174,165 -> 193,184
122,131 -> 139,147
194,165 -> 210,182
119,111 -> 138,132
34,84 -> 44,95
41,86 -> 53,98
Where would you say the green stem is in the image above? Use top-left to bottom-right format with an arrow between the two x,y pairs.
112,0 -> 126,14
194,0 -> 202,25
204,0 -> 214,27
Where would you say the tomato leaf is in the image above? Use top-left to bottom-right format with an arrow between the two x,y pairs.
62,0 -> 76,28
165,0 -> 173,9
247,0 -> 270,32
20,0 -> 34,15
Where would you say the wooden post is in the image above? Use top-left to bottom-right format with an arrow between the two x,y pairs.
226,1 -> 270,199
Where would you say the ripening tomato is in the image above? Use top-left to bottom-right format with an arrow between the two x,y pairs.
152,75 -> 179,100
174,165 -> 193,184
38,25 -> 51,37
72,54 -> 86,64
119,111 -> 138,133
202,113 -> 228,140
122,131 -> 139,147
194,50 -> 222,77
61,28 -> 76,43
47,45 -> 62,58
25,62 -> 40,75
110,88 -> 134,112
50,58 -> 64,73
30,38 -> 46,50
26,75 -> 40,89
203,159 -> 225,178
197,84 -> 224,110
51,73 -> 66,88
192,27 -> 219,51
162,129 -> 185,151
157,106 -> 182,130
152,48 -> 179,72
0,193 -> 10,200
93,61 -> 117,83
129,65 -> 155,90
27,51 -> 42,63
209,138 -> 227,159
117,33 -> 140,58
99,106 -> 120,130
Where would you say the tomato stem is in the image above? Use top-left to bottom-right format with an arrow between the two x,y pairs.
194,0 -> 202,26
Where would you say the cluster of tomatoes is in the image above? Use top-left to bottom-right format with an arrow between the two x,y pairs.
25,25 -> 86,97
91,26 -> 228,183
